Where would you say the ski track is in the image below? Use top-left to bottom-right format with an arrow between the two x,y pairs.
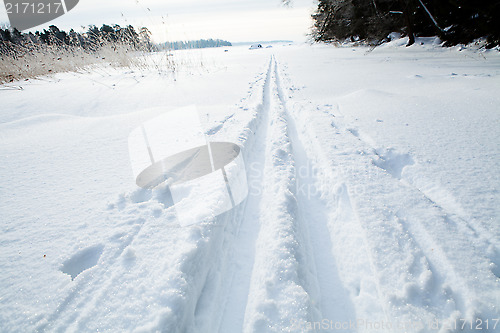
345,111 -> 500,281
330,104 -> 500,324
32,54 -> 500,332
220,56 -> 388,332
237,56 -> 318,332
217,57 -> 275,332
278,59 -> 500,330
35,189 -> 158,332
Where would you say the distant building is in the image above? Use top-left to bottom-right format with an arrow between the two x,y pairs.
249,44 -> 263,49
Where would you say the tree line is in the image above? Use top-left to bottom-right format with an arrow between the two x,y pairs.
0,24 -> 233,56
311,0 -> 500,47
159,39 -> 232,50
0,24 -> 153,55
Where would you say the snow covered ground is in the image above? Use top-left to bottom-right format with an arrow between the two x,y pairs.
1,41 -> 499,332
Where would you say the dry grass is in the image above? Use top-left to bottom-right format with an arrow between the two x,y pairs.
0,41 -> 177,84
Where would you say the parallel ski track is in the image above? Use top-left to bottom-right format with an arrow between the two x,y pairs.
217,57 -> 275,332
218,56 -> 382,332
272,58 -> 389,331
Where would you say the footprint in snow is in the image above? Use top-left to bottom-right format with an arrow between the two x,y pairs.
60,244 -> 104,280
347,128 -> 359,137
372,148 -> 414,179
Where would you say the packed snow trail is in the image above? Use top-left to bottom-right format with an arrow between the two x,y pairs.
235,56 -> 319,332
217,54 -> 499,332
219,56 -> 364,332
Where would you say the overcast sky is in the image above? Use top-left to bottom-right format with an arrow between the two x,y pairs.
0,0 -> 316,43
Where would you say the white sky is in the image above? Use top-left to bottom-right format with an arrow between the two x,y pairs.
0,0 -> 316,43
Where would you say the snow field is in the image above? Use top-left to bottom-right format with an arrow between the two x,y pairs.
1,42 -> 499,332
272,43 -> 499,331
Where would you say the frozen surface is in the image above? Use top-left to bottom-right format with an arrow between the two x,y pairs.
1,42 -> 499,332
